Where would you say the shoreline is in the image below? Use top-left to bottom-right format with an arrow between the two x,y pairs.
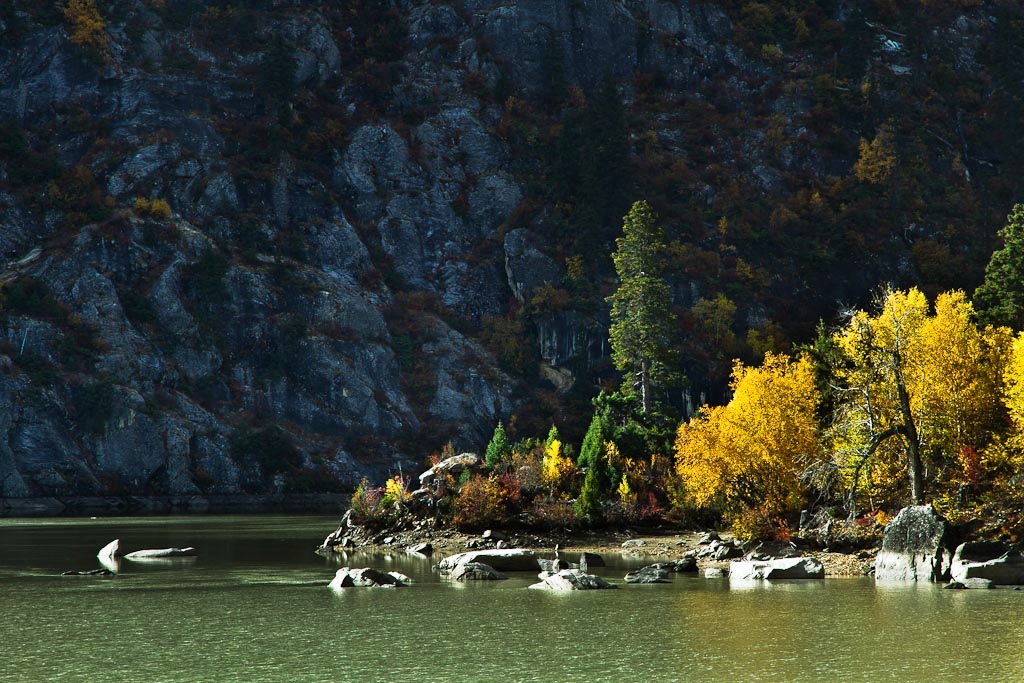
328,526 -> 877,577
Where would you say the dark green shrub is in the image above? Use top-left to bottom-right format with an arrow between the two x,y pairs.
230,424 -> 301,476
74,379 -> 116,434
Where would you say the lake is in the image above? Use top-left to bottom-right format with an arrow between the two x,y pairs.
1,515 -> 1022,682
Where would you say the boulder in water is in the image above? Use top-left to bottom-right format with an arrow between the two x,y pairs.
624,565 -> 671,584
528,569 -> 617,591
874,505 -> 954,582
436,548 -> 537,573
950,541 -> 1024,586
97,539 -> 123,560
124,547 -> 197,560
329,567 -> 406,589
729,557 -> 824,580
62,568 -> 115,577
449,562 -> 507,581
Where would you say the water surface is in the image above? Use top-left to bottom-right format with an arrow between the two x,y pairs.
1,516 -> 1021,682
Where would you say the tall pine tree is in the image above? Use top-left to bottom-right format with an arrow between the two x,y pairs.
607,201 -> 681,413
975,203 -> 1024,330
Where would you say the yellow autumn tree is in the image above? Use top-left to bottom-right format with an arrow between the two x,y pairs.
64,0 -> 110,61
995,334 -> 1024,483
828,287 -> 1011,508
540,439 -> 574,494
675,352 -> 821,517
854,122 -> 897,184
918,291 -> 1012,471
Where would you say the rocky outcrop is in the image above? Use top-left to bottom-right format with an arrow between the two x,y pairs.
874,505 -> 955,582
528,568 -> 617,591
729,557 -> 825,581
950,541 -> 1024,586
418,453 -> 483,490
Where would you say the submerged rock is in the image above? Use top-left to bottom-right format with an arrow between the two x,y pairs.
945,578 -> 995,590
62,568 -> 115,577
124,547 -> 197,560
529,569 -> 617,591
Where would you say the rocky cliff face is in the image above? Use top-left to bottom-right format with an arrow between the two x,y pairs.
0,0 -> 1018,501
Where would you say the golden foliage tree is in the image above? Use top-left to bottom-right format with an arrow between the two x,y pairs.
64,0 -> 110,61
828,287 -> 1011,507
675,352 -> 821,517
853,122 -> 897,184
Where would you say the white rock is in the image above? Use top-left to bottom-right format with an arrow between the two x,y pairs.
729,557 -> 824,580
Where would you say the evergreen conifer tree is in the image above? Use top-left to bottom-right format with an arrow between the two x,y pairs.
975,203 -> 1024,330
607,200 -> 681,412
484,421 -> 510,468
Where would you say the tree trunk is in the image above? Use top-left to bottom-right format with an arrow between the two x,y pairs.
639,358 -> 650,413
894,354 -> 925,504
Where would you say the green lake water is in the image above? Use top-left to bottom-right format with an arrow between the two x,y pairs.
1,515 -> 1023,682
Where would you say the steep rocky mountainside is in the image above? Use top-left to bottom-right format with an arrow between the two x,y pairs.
0,0 -> 1021,502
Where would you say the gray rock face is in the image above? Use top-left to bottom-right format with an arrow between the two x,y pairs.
529,568 -> 617,591
464,0 -> 732,93
874,505 -> 955,582
503,230 -> 562,303
950,542 -> 1024,586
729,557 -> 824,581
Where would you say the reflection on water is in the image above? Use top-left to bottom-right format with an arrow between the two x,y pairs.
2,516 -> 1024,683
